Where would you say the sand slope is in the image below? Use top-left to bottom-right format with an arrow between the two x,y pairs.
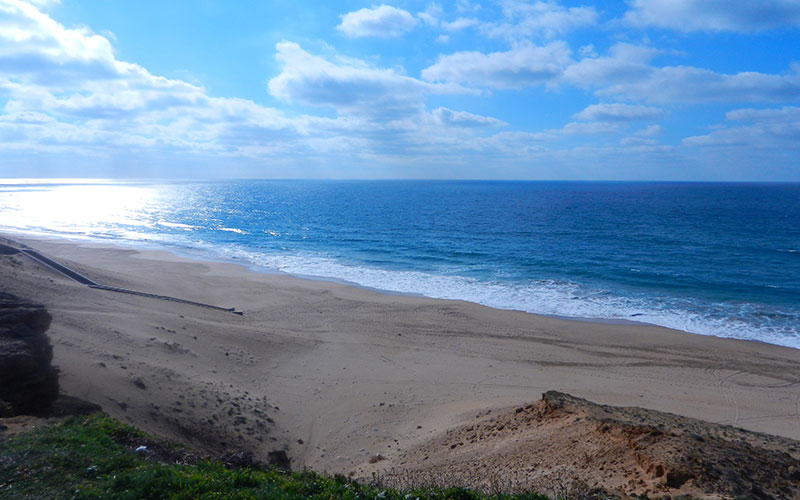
1,234 -> 799,494
378,391 -> 800,499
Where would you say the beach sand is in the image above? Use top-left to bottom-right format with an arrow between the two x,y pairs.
2,234 -> 799,481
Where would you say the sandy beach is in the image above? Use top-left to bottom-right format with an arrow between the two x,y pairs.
2,234 -> 799,483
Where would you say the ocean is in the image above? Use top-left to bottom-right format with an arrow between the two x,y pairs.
1,179 -> 798,349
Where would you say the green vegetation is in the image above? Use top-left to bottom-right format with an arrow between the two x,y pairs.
0,415 -> 551,500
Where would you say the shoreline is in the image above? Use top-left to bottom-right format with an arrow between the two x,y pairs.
0,227 -> 774,349
2,232 -> 800,480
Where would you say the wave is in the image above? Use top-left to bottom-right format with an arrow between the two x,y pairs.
202,244 -> 800,350
4,223 -> 798,350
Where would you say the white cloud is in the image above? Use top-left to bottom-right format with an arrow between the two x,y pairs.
561,44 -> 800,105
442,17 -> 480,31
3,0 -> 798,179
624,0 -> 800,32
417,2 -> 442,26
268,41 -> 467,120
578,44 -> 597,57
574,103 -> 664,121
22,0 -> 59,8
0,0 -> 120,86
636,124 -> 664,137
726,105 -> 800,122
336,5 -> 417,38
600,65 -> 800,104
684,106 -> 800,147
1,1 -> 518,170
0,2 -> 307,158
433,107 -> 506,127
560,121 -> 621,134
476,131 -> 553,155
456,0 -> 481,14
562,43 -> 660,88
620,136 -> 658,146
421,42 -> 571,89
483,0 -> 598,40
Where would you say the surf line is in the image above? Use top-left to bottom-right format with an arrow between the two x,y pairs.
15,242 -> 243,315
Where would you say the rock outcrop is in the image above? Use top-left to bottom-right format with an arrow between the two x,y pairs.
379,391 -> 800,500
0,292 -> 59,416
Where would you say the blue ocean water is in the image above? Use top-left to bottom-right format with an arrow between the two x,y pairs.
1,179 -> 799,348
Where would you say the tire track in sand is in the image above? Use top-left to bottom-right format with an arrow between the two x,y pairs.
705,365 -> 743,427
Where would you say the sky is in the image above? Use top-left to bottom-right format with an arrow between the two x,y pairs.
1,0 -> 799,180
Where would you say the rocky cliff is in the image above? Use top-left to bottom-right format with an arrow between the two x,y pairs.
0,291 -> 59,416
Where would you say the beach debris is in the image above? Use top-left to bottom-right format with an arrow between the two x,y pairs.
134,445 -> 148,453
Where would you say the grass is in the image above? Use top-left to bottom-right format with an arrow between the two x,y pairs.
0,414 -> 554,500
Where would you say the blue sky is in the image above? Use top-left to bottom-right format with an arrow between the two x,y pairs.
1,0 -> 799,180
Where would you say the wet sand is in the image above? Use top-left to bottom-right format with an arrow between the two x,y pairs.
2,233 -> 799,479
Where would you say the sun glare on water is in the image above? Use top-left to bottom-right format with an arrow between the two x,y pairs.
0,181 -> 157,238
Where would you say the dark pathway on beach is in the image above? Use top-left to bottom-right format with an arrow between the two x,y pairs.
6,239 -> 241,315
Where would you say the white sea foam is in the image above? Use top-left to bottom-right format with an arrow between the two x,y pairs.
3,222 -> 797,350
206,245 -> 800,350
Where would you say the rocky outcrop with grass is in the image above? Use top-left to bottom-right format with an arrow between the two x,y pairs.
0,291 -> 59,416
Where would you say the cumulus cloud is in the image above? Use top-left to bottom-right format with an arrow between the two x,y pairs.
433,107 -> 506,127
560,121 -> 621,134
0,0 -> 122,86
21,0 -> 59,8
4,0 -> 798,179
684,106 -> 800,147
483,0 -> 598,39
560,44 -> 800,105
336,5 -> 417,38
600,65 -> 800,104
417,2 -> 443,26
624,0 -> 800,32
421,42 -> 571,89
456,0 -> 481,14
562,43 -> 660,88
574,103 -> 664,121
726,105 -> 800,122
0,0 -> 523,171
0,1 -> 307,159
268,41 -> 468,120
0,0 -> 207,114
620,136 -> 658,146
636,124 -> 664,137
442,17 -> 480,31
